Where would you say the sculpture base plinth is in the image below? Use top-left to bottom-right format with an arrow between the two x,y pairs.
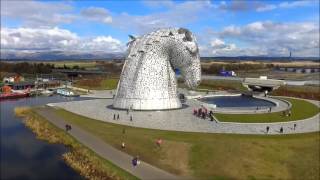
112,97 -> 182,110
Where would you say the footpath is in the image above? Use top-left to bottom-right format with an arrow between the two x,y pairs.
36,107 -> 179,180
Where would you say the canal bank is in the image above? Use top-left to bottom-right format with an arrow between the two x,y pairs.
0,96 -> 85,179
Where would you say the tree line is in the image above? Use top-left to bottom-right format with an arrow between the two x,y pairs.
0,62 -> 88,74
202,63 -> 274,74
0,62 -> 54,74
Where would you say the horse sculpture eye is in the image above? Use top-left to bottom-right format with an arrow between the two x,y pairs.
186,46 -> 198,56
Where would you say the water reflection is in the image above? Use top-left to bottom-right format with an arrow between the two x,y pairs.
1,96 -> 87,179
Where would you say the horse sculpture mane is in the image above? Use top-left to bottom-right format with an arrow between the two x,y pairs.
113,28 -> 201,110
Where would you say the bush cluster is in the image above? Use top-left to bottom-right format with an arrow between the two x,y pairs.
0,62 -> 54,74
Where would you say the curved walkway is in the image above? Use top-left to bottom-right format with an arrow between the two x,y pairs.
196,95 -> 290,114
36,107 -> 179,180
48,96 -> 319,135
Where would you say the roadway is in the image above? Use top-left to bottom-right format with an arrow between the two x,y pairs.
200,75 -> 319,86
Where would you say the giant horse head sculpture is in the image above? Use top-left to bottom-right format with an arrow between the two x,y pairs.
113,28 -> 201,110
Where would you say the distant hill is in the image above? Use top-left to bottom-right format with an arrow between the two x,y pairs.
0,50 -> 125,61
0,50 -> 319,61
201,56 -> 320,62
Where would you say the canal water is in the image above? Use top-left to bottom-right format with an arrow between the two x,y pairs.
1,96 -> 87,179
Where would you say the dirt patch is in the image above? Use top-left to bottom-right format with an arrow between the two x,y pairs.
159,140 -> 191,177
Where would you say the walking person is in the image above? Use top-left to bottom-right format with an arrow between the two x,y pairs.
210,115 -> 214,122
156,138 -> 163,147
113,114 -> 116,120
293,123 -> 297,130
266,126 -> 270,133
130,115 -> 133,121
117,114 -> 120,120
121,142 -> 125,149
132,156 -> 138,167
198,108 -> 202,117
280,127 -> 283,134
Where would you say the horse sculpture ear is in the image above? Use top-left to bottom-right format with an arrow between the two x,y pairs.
128,35 -> 136,40
127,35 -> 137,47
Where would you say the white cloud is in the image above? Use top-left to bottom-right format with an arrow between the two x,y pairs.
219,1 -> 263,12
256,4 -> 277,12
111,1 -> 213,34
257,0 -> 315,12
210,38 -> 237,55
278,1 -> 313,8
80,7 -> 113,24
1,27 -> 124,53
1,1 -> 75,27
143,0 -> 175,8
80,36 -> 122,51
217,0 -> 315,12
1,27 -> 78,50
199,21 -> 319,57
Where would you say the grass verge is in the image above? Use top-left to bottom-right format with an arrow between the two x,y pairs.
74,78 -> 118,90
214,97 -> 319,123
198,79 -> 246,91
14,107 -> 138,180
53,107 -> 319,179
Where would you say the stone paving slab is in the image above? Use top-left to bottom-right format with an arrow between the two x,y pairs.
48,97 -> 319,135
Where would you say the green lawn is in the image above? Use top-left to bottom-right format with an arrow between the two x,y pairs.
52,108 -> 320,179
178,79 -> 246,91
48,61 -> 98,68
74,78 -> 119,90
100,78 -> 119,90
198,79 -> 247,91
214,98 -> 319,123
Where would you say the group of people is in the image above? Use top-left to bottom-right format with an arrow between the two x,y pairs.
266,123 -> 297,134
113,114 -> 120,120
193,106 -> 215,121
65,124 -> 72,132
282,109 -> 292,117
113,113 -> 133,121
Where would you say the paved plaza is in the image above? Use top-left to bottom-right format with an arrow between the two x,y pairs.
48,93 -> 319,135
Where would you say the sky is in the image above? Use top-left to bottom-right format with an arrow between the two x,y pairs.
1,0 -> 319,57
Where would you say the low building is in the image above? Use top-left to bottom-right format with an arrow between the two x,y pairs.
10,81 -> 35,90
3,73 -> 24,84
